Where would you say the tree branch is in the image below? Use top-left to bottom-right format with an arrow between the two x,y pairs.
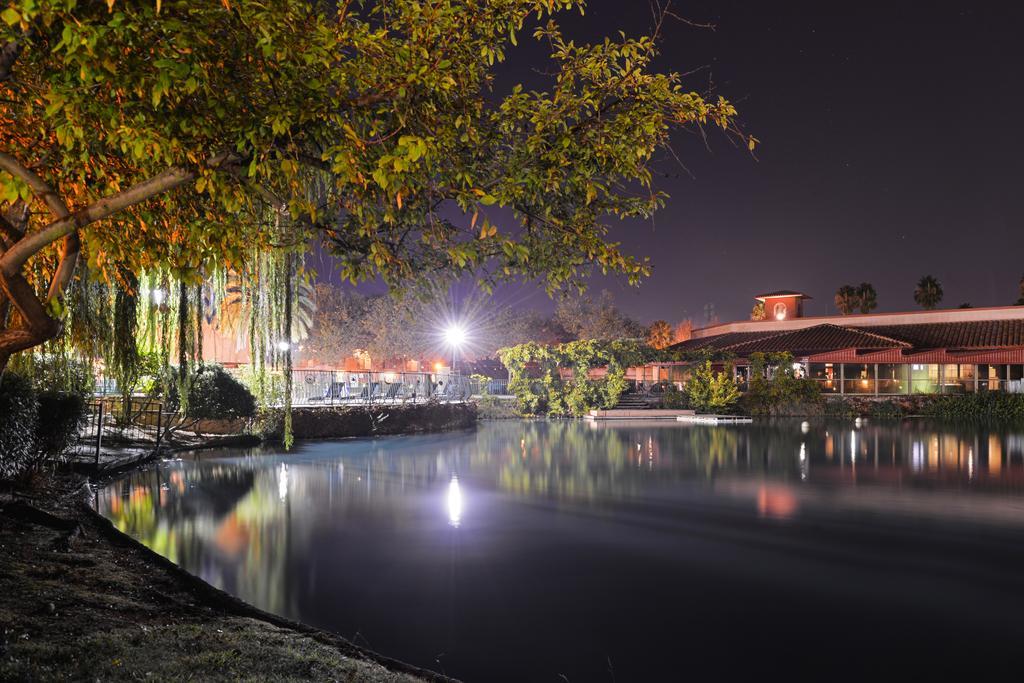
0,151 -> 70,220
0,151 -> 240,278
45,232 -> 80,303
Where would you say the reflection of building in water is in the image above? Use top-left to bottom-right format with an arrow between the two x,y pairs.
93,420 -> 1024,630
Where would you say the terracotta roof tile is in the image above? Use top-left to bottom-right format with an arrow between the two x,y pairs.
668,332 -> 768,352
862,320 -> 1024,348
723,324 -> 910,355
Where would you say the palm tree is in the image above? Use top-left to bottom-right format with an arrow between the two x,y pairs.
914,275 -> 943,310
856,283 -> 878,313
646,320 -> 674,349
834,285 -> 861,315
750,302 -> 765,321
217,269 -> 316,342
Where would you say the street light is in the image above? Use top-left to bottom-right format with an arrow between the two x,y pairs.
443,323 -> 466,372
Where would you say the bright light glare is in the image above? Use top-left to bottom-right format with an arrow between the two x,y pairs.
151,288 -> 166,305
447,475 -> 463,527
276,340 -> 291,352
444,323 -> 467,349
278,463 -> 289,502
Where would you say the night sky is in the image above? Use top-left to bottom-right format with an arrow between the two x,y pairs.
327,1 -> 1024,326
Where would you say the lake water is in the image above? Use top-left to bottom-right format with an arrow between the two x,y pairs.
97,419 -> 1024,681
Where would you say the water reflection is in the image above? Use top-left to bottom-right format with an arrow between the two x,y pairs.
97,420 -> 1024,681
447,475 -> 463,528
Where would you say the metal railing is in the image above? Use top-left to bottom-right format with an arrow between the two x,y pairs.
291,370 -> 472,406
467,377 -> 511,396
75,398 -> 172,469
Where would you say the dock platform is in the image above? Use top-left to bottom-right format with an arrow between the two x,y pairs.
676,414 -> 753,425
585,409 -> 695,421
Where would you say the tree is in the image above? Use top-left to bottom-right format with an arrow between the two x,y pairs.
673,319 -> 694,344
856,282 -> 877,313
1,1 -> 747,373
302,285 -> 372,365
914,275 -> 944,310
483,309 -> 571,353
750,302 -> 765,321
834,285 -> 861,315
646,320 -> 673,349
554,290 -> 644,341
1016,275 -> 1024,306
361,295 -> 424,367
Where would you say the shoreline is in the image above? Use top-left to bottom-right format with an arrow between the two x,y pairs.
0,470 -> 455,682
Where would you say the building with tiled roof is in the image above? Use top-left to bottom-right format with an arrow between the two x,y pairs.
648,291 -> 1024,396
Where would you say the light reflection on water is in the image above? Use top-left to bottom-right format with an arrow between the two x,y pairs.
98,420 -> 1024,681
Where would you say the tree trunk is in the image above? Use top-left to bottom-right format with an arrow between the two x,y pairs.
0,205 -> 69,377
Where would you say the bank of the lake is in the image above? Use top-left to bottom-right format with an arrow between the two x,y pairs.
0,472 -> 449,682
286,402 -> 477,440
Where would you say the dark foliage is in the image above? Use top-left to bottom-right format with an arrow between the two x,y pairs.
659,382 -> 690,409
186,366 -> 257,420
920,393 -> 1024,423
1,374 -> 89,480
0,373 -> 39,480
34,391 -> 87,463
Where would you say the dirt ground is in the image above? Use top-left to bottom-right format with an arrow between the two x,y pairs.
0,473 -> 447,682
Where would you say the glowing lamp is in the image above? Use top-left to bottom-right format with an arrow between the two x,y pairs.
444,323 -> 467,349
442,322 -> 468,373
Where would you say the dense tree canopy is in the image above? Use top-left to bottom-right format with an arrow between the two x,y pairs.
0,0 -> 747,371
646,320 -> 673,349
553,290 -> 644,341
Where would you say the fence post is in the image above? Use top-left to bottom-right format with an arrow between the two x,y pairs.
95,401 -> 104,468
155,405 -> 163,452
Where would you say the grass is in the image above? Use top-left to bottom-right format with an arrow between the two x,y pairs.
0,474 -> 442,682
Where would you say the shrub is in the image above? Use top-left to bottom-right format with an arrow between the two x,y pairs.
741,353 -> 823,417
476,395 -> 522,419
34,391 -> 87,464
187,366 -> 257,420
601,360 -> 629,409
660,383 -> 689,409
686,361 -> 740,413
920,393 -> 1024,423
0,373 -> 39,480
